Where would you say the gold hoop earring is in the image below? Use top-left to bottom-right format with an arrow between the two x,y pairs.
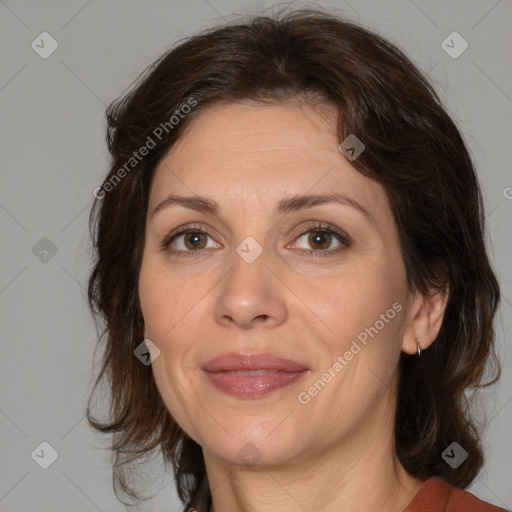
415,337 -> 422,359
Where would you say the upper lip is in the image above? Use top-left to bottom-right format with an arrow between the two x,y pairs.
201,353 -> 310,372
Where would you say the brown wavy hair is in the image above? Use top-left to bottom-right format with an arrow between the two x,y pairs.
86,7 -> 501,510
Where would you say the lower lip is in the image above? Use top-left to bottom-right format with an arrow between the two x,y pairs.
202,370 -> 308,398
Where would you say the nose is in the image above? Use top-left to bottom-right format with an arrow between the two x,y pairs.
213,253 -> 288,330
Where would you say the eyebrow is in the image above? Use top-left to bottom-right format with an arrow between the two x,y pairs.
151,193 -> 377,227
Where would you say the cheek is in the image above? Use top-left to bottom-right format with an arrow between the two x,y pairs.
138,261 -> 206,436
139,254 -> 184,323
139,259 -> 180,343
139,266 -> 166,334
138,258 -> 209,361
321,264 -> 407,365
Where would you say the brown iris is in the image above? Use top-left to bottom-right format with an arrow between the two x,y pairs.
308,230 -> 332,250
184,232 -> 207,250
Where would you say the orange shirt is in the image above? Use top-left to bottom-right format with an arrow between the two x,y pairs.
404,477 -> 509,511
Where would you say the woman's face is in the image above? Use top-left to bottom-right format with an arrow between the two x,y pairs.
139,99 -> 413,469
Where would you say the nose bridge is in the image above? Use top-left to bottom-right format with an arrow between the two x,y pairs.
224,239 -> 271,304
213,237 -> 287,329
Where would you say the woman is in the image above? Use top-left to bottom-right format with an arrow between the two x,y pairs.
87,8 -> 506,512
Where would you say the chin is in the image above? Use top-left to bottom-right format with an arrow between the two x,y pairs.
197,417 -> 312,469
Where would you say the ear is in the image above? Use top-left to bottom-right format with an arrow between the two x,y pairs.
401,285 -> 449,355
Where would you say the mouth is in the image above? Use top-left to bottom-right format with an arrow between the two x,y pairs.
201,353 -> 310,398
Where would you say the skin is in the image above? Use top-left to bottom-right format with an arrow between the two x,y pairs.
138,99 -> 448,512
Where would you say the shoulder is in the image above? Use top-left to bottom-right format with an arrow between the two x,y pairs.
405,476 -> 508,512
446,482 -> 508,512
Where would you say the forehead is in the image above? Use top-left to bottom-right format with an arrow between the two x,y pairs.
149,100 -> 391,227
163,99 -> 341,167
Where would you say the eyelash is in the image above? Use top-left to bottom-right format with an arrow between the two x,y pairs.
161,222 -> 352,258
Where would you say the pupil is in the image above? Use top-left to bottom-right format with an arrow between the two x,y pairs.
310,231 -> 330,249
186,233 -> 205,249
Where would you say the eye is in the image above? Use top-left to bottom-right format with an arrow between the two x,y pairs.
290,222 -> 351,257
162,222 -> 351,258
162,225 -> 220,257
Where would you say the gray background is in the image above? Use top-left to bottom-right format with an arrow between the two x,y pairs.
1,0 -> 511,510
